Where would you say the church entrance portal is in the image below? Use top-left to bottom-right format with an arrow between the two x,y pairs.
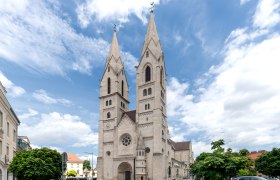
118,162 -> 132,180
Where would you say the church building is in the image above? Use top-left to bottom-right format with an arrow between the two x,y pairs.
97,10 -> 194,180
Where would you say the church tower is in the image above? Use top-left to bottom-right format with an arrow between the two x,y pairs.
136,10 -> 168,179
98,30 -> 129,179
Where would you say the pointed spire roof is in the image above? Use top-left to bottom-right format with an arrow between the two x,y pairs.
142,11 -> 160,55
108,30 -> 121,61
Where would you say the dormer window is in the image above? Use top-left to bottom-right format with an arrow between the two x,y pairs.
145,66 -> 151,82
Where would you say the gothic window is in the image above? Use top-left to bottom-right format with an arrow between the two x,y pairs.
160,67 -> 164,86
143,89 -> 147,96
108,66 -> 110,72
148,88 -> 152,95
162,130 -> 164,136
106,151 -> 111,156
147,104 -> 150,109
145,66 -> 151,82
0,111 -> 3,127
106,101 -> 108,106
107,112 -> 111,119
146,51 -> 149,58
145,104 -> 147,110
121,80 -> 124,96
107,78 -> 111,94
109,100 -> 112,105
121,134 -> 131,146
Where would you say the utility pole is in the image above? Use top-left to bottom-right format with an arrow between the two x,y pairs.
85,152 -> 94,180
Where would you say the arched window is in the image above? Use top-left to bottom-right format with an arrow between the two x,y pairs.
121,80 -> 124,96
145,66 -> 151,82
109,100 -> 112,105
107,78 -> 111,94
143,89 -> 147,96
107,112 -> 111,119
146,51 -> 149,58
160,68 -> 164,86
148,88 -> 152,95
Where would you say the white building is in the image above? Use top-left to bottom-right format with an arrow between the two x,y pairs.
97,10 -> 194,180
66,153 -> 84,177
0,81 -> 20,180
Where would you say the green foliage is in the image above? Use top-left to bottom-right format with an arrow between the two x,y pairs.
66,170 -> 78,177
237,168 -> 256,176
8,147 -> 62,180
255,148 -> 280,177
83,160 -> 91,170
190,140 -> 253,179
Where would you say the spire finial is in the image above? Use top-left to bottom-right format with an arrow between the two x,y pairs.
150,2 -> 155,13
113,23 -> 117,32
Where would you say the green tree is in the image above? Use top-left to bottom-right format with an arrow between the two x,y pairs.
66,170 -> 78,177
83,160 -> 91,170
190,140 -> 254,180
8,147 -> 62,180
255,148 -> 280,177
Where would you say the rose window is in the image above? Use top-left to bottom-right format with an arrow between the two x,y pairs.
121,135 -> 131,146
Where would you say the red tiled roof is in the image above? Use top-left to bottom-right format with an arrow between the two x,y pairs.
248,151 -> 265,160
67,153 -> 83,163
124,110 -> 136,122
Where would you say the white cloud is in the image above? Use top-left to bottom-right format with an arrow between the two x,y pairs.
167,0 -> 280,155
32,89 -> 72,105
18,108 -> 38,121
0,71 -> 26,97
19,112 -> 98,147
0,0 -> 137,75
253,0 -> 280,29
76,0 -> 160,28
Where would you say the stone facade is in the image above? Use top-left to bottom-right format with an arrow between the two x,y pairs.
97,11 -> 193,180
0,81 -> 20,180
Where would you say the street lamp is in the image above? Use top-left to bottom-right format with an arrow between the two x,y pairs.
85,152 -> 94,180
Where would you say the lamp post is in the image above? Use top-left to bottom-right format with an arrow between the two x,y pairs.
85,152 -> 94,180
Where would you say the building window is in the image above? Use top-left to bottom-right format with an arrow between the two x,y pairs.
148,88 -> 152,95
107,78 -> 111,94
146,51 -> 149,58
121,134 -> 131,146
148,104 -> 150,109
121,80 -> 124,96
145,147 -> 150,153
107,112 -> 111,119
13,130 -> 16,142
108,66 -> 110,72
106,101 -> 108,106
0,141 -> 2,155
109,100 -> 112,105
6,146 -> 9,156
160,67 -> 164,86
106,151 -> 111,156
145,104 -> 147,110
145,66 -> 151,82
143,89 -> 147,96
7,122 -> 9,137
0,111 -> 2,128
161,90 -> 164,98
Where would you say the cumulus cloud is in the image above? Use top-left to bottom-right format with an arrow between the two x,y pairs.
19,112 -> 98,147
167,0 -> 280,155
0,71 -> 26,97
32,89 -> 72,105
76,0 -> 160,28
0,0 -> 137,75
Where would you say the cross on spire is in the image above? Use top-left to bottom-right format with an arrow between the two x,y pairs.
150,2 -> 155,13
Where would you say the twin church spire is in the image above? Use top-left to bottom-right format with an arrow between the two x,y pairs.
106,11 -> 161,65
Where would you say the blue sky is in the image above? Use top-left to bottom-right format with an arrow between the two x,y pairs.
1,0 -> 280,165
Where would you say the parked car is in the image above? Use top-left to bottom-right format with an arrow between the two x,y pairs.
234,176 -> 267,180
